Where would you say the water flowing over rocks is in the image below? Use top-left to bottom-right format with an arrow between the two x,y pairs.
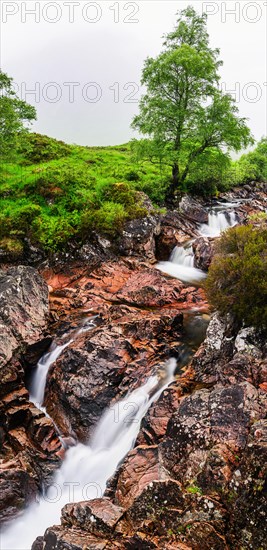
1,188 -> 267,547
0,266 -> 63,524
41,315 -> 267,549
43,259 -> 207,441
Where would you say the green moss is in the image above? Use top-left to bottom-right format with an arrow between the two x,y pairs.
186,483 -> 203,495
0,237 -> 23,257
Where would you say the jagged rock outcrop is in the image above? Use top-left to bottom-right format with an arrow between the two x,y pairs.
0,266 -> 63,524
39,315 -> 267,549
179,195 -> 208,224
116,215 -> 161,261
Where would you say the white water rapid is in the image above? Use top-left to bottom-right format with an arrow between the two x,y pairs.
199,210 -> 237,237
157,243 -> 206,283
157,204 -> 239,283
0,358 -> 177,549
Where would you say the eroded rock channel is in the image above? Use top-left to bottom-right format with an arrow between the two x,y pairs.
0,186 -> 266,549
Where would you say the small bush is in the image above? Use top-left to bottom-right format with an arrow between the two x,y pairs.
206,225 -> 267,332
32,213 -> 79,251
81,201 -> 128,237
18,133 -> 72,163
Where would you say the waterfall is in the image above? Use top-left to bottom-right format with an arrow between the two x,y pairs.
29,317 -> 96,409
29,342 -> 71,409
199,210 -> 237,237
157,243 -> 206,283
170,244 -> 195,267
0,359 -> 177,549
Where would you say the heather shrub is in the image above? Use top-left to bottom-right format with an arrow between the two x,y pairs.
205,225 -> 267,332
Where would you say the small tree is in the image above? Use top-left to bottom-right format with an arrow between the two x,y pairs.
206,225 -> 267,332
0,70 -> 36,161
132,6 -> 253,199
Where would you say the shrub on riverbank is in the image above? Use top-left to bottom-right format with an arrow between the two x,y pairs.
206,225 -> 267,332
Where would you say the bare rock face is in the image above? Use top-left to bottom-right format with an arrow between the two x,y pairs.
0,266 -> 48,392
44,260 -> 207,440
0,266 -> 63,524
116,215 -> 161,262
192,236 -> 214,271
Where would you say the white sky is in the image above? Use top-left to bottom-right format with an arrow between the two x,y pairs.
1,0 -> 267,146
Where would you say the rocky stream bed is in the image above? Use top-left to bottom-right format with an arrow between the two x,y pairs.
0,182 -> 267,549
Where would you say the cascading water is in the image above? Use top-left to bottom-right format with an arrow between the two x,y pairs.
0,358 -> 177,549
29,317 -> 97,409
30,342 -> 71,409
199,210 -> 237,237
157,243 -> 206,283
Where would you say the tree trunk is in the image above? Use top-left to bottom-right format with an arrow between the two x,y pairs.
166,163 -> 180,202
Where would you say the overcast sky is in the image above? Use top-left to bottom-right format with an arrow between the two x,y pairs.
1,0 -> 267,146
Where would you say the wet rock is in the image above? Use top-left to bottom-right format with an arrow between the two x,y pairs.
44,260 -> 207,440
0,266 -> 49,390
62,498 -> 124,535
114,446 -> 164,508
179,195 -> 208,224
136,385 -> 181,446
156,210 -> 198,260
116,215 -> 161,261
44,311 -> 182,441
192,236 -> 214,271
0,266 -> 62,524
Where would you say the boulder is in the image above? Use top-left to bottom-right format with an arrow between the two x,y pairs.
116,215 -> 161,261
192,236 -> 214,271
179,196 -> 208,224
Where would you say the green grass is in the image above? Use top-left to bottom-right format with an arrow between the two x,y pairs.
0,134 -> 169,253
1,132 -> 266,254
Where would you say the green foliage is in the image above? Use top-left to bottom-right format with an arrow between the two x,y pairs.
18,132 -> 73,164
0,70 -> 36,160
218,137 -> 267,188
32,213 -> 79,252
186,483 -> 203,495
132,6 -> 253,197
0,138 -> 150,251
206,225 -> 267,332
186,148 -> 231,197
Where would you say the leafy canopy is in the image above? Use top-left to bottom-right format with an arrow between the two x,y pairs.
132,6 -> 253,197
0,70 -> 36,160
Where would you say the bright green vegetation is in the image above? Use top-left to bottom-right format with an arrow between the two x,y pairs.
1,2 -> 267,257
0,132 -> 266,255
132,6 -> 253,199
0,71 -> 36,160
186,483 -> 203,495
206,226 -> 267,333
0,133 -> 167,254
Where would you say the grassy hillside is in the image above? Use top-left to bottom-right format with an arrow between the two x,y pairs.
1,133 -> 266,256
0,134 -> 168,255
